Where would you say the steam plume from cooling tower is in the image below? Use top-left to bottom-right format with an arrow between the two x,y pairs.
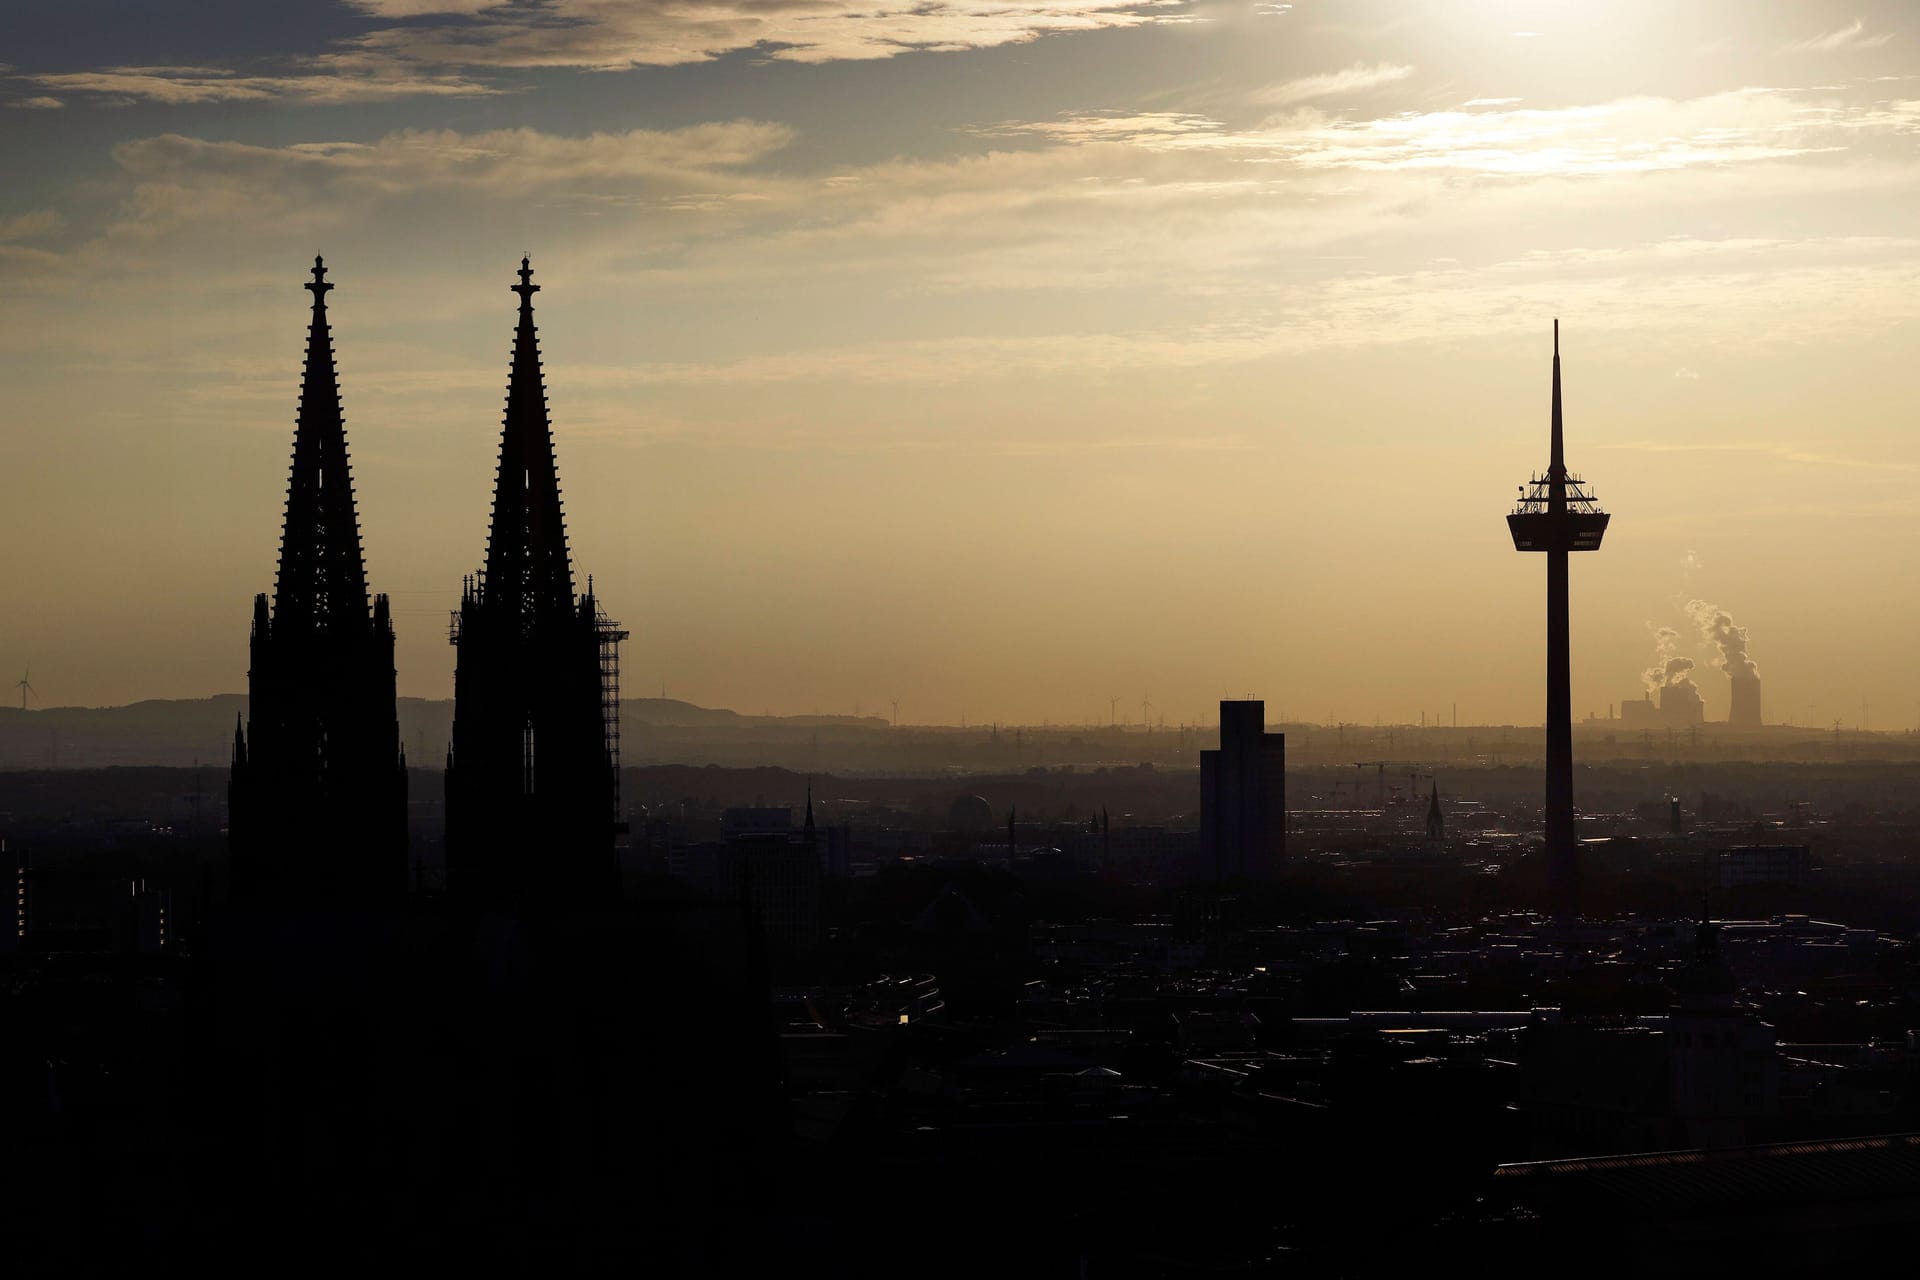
1686,599 -> 1759,679
1643,627 -> 1698,693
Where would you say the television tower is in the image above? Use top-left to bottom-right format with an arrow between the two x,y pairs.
1507,322 -> 1608,919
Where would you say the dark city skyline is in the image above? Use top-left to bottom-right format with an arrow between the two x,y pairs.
11,3 -> 1920,1276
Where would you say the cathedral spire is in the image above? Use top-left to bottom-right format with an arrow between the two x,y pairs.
232,257 -> 406,905
273,256 -> 370,631
483,255 -> 575,617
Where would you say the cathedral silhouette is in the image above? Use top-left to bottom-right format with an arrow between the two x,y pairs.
202,259 -> 774,1271
447,258 -> 626,905
228,258 -> 405,904
230,256 -> 628,909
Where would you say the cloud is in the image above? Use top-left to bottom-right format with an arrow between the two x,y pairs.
0,210 -> 62,241
70,120 -> 794,251
978,90 -> 1887,177
9,96 -> 64,110
114,121 -> 792,187
346,0 -> 506,14
971,111 -> 1225,145
15,77 -> 1920,394
328,0 -> 1189,71
0,210 -> 64,269
1250,62 -> 1414,108
1782,20 -> 1894,55
29,65 -> 504,105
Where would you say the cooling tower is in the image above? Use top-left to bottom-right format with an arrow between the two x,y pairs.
1659,681 -> 1705,726
1729,675 -> 1762,728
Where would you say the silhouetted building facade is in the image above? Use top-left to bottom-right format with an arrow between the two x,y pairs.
229,258 -> 405,902
1200,700 -> 1285,879
446,259 -> 624,905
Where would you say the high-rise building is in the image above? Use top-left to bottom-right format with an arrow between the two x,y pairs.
229,258 -> 406,903
1199,700 -> 1285,879
446,259 -> 625,905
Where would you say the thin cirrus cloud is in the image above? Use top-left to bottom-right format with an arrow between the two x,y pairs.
38,84 -> 1920,290
1781,19 -> 1894,55
331,0 -> 1189,70
978,89 -> 1891,176
1249,61 -> 1414,108
26,65 -> 504,105
106,120 -> 794,206
20,120 -> 796,252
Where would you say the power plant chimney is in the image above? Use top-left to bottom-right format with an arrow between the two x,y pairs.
1729,675 -> 1762,728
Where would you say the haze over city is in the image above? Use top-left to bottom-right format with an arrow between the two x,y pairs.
6,0 -> 1920,726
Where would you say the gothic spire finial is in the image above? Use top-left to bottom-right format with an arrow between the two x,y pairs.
513,255 -> 539,308
306,255 -> 332,302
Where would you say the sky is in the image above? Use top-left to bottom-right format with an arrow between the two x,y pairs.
3,0 -> 1920,730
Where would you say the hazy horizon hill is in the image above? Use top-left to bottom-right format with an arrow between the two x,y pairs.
1,696 -> 1913,773
0,695 -> 891,770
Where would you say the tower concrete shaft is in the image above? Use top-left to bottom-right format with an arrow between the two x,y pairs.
1508,322 -> 1608,919
1545,334 -> 1572,917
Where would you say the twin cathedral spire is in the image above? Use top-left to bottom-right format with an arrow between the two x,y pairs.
231,256 -> 622,907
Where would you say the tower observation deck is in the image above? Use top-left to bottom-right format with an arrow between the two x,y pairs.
1508,321 -> 1608,919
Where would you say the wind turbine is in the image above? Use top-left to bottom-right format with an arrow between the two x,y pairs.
890,696 -> 901,727
14,666 -> 32,711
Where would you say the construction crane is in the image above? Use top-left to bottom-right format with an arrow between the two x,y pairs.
1352,761 -> 1389,811
1349,762 -> 1441,812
